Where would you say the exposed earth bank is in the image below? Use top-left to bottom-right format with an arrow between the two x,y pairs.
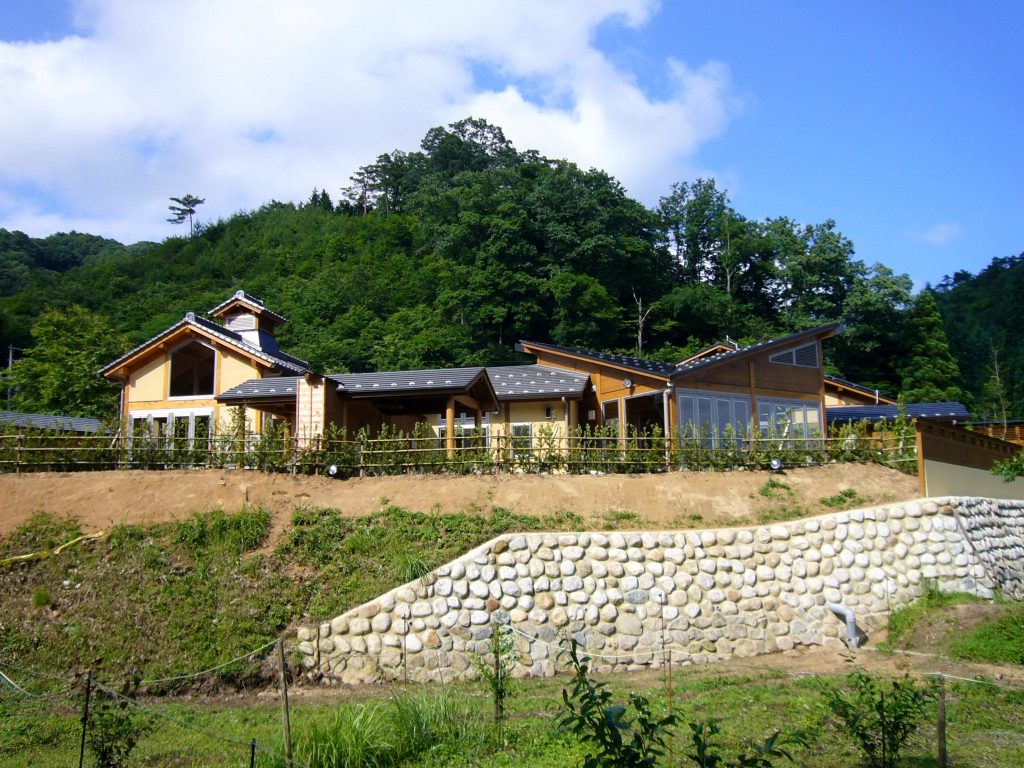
0,463 -> 919,539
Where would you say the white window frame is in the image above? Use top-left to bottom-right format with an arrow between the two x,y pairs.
167,339 -> 219,400
755,396 -> 822,441
128,407 -> 215,445
675,388 -> 751,447
768,341 -> 819,369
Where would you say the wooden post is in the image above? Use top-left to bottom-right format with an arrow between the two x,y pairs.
937,674 -> 947,768
277,639 -> 293,764
78,669 -> 92,768
445,396 -> 456,460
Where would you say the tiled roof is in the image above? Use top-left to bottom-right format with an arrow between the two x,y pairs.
827,402 -> 971,423
329,367 -> 488,394
485,365 -> 590,399
216,376 -> 300,402
208,290 -> 288,325
517,341 -> 676,377
0,410 -> 104,433
100,313 -> 308,377
671,323 -> 842,378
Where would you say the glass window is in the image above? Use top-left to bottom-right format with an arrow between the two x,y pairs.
601,400 -> 619,428
676,389 -> 750,446
511,423 -> 532,458
757,397 -> 822,443
169,341 -> 215,397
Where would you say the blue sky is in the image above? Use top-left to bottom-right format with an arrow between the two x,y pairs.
0,1 -> 1020,289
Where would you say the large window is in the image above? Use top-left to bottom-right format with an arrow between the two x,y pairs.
169,341 -> 215,398
676,389 -> 751,446
757,397 -> 822,441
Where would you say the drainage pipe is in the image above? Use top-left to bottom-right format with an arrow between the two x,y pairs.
827,602 -> 859,648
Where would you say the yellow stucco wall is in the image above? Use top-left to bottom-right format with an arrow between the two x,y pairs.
123,343 -> 266,433
219,348 -> 263,393
129,354 -> 166,402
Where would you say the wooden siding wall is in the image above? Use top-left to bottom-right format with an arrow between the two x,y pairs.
674,343 -> 823,404
967,423 -> 1024,447
917,420 -> 1021,472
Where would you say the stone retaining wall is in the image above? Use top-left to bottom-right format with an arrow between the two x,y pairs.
297,497 -> 1024,685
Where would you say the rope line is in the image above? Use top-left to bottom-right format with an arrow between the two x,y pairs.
91,681 -> 313,768
141,638 -> 279,685
0,666 -> 41,698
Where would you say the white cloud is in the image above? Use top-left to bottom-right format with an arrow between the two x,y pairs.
918,222 -> 961,247
0,0 -> 735,243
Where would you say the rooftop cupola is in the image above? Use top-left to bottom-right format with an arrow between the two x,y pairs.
208,290 -> 288,353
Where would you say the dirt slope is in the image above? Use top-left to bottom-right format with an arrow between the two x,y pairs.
0,463 -> 919,538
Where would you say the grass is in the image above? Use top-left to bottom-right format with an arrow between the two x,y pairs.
0,505 -> 581,687
819,488 -> 865,510
949,602 -> 1024,665
886,582 -> 982,646
3,663 -> 1023,767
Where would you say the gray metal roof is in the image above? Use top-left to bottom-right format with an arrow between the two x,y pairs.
100,312 -> 308,377
517,341 -> 676,377
329,367 -> 488,394
827,402 -> 971,423
485,365 -> 590,400
0,410 -> 104,433
671,323 -> 842,379
825,374 -> 893,402
216,376 -> 300,402
208,290 -> 288,325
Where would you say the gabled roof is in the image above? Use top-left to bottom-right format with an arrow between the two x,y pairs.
329,367 -> 499,409
0,410 -> 104,433
825,374 -> 896,405
516,341 -> 675,378
671,323 -> 842,379
676,341 -> 739,367
827,402 -> 970,423
100,312 -> 308,379
485,365 -> 590,400
208,290 -> 288,326
216,376 -> 300,402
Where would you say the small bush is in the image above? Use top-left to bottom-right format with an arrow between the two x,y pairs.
559,640 -> 676,768
31,587 -> 51,609
822,670 -> 934,768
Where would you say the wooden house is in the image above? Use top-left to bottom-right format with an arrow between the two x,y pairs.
517,323 -> 842,442
99,291 -> 308,441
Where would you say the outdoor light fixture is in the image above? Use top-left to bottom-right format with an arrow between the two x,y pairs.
622,378 -> 634,388
769,458 -> 784,472
327,464 -> 339,477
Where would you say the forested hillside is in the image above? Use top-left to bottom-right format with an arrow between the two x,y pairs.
0,118 -> 1011,419
933,255 -> 1024,421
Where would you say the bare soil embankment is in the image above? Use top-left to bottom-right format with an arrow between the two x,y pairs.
0,463 -> 919,539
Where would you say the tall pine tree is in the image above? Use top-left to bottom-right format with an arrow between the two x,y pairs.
899,291 -> 965,403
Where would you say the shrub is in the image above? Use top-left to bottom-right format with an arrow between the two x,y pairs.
558,640 -> 676,768
822,670 -> 934,768
685,718 -> 808,768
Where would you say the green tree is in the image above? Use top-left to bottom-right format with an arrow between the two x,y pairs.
899,291 -> 965,403
5,305 -> 126,418
167,194 -> 205,238
831,263 -> 913,395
